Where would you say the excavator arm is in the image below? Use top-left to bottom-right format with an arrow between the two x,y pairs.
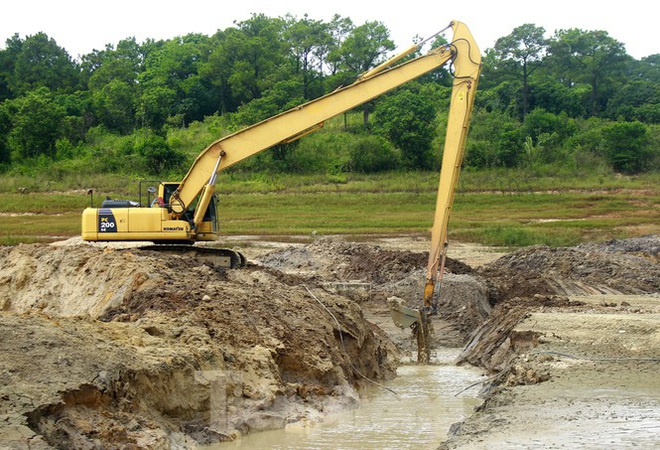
168,21 -> 481,235
382,24 -> 481,363
423,31 -> 481,309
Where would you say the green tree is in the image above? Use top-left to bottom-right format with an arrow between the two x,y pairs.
373,83 -> 439,169
201,15 -> 287,113
138,34 -> 214,127
528,78 -> 588,117
335,21 -> 394,74
8,32 -> 80,95
0,34 -> 23,101
606,81 -> 659,123
80,38 -> 146,133
522,108 -> 577,164
548,29 -> 629,116
325,15 -> 354,77
283,14 -> 332,99
83,37 -> 144,91
130,129 -> 185,175
333,21 -> 395,124
199,30 -> 236,114
476,80 -> 523,117
348,135 -> 400,172
232,79 -> 305,126
630,54 -> 659,83
492,24 -> 547,117
5,87 -> 66,159
55,90 -> 92,145
0,103 -> 11,164
465,109 -> 523,168
136,85 -> 177,129
93,79 -> 137,133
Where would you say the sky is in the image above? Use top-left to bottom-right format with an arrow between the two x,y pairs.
1,0 -> 657,60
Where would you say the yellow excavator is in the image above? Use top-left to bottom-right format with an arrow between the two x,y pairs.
82,20 -> 481,360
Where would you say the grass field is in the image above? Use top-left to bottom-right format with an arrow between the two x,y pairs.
1,170 -> 658,247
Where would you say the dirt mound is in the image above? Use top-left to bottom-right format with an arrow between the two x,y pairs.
577,234 -> 660,260
0,244 -> 154,318
0,243 -> 397,448
478,236 -> 660,303
458,236 -> 660,371
456,295 -> 585,372
260,237 -> 491,349
258,237 -> 472,283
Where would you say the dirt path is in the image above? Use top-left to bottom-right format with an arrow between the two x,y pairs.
1,234 -> 658,448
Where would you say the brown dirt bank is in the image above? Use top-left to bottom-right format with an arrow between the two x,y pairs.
0,242 -> 401,448
440,235 -> 660,449
2,234 -> 658,448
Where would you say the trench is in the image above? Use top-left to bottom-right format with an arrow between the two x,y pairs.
207,348 -> 484,449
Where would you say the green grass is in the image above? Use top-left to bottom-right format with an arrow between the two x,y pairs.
0,170 -> 658,247
0,213 -> 82,244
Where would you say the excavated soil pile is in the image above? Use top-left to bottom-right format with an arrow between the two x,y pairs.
477,234 -> 660,303
461,234 -> 660,370
258,237 -> 472,283
0,243 -> 398,448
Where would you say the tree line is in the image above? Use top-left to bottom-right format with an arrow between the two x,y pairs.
0,14 -> 657,177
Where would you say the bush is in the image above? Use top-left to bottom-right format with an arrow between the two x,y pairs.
348,135 -> 400,173
132,130 -> 185,175
234,129 -> 360,174
522,109 -> 577,164
82,127 -> 185,176
464,110 -> 523,168
372,83 -> 440,170
286,132 -> 352,173
602,121 -> 653,174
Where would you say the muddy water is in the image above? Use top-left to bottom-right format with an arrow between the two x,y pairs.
211,349 -> 483,449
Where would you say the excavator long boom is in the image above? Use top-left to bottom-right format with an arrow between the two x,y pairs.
82,20 -> 481,363
423,28 -> 481,309
377,23 -> 480,363
168,21 -> 481,229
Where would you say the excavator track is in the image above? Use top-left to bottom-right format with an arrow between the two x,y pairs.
137,245 -> 247,269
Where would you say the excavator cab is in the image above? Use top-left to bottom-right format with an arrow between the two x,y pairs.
138,181 -> 178,208
148,181 -> 220,242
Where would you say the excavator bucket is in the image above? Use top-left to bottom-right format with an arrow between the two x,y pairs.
389,298 -> 432,363
390,303 -> 423,329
